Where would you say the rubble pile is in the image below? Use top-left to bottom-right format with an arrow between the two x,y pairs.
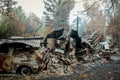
35,29 -> 119,78
0,30 -> 119,80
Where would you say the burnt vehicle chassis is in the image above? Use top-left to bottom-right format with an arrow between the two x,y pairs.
0,42 -> 39,74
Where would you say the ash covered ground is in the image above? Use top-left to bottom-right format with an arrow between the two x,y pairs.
0,58 -> 120,80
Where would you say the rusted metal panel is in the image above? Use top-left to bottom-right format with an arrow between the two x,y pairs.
0,36 -> 43,48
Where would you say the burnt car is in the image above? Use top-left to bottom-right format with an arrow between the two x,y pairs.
0,41 -> 39,74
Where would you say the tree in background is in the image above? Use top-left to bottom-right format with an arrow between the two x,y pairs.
0,0 -> 17,15
99,0 -> 120,48
81,0 -> 120,48
26,13 -> 42,35
0,0 -> 41,37
6,11 -> 26,36
0,17 -> 9,37
106,0 -> 120,48
43,0 -> 74,30
83,1 -> 105,34
13,6 -> 27,25
0,0 -> 20,37
107,13 -> 120,48
14,6 -> 43,37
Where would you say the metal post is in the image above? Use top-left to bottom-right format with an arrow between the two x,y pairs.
77,16 -> 79,34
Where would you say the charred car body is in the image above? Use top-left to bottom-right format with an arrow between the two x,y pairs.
0,40 -> 40,74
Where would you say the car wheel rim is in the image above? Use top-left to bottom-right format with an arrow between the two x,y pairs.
21,67 -> 30,74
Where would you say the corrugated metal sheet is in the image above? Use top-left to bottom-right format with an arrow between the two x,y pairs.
8,36 -> 41,47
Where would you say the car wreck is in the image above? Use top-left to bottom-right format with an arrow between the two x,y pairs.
0,42 -> 37,74
0,38 -> 42,74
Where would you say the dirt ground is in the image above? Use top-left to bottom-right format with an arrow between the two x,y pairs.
0,59 -> 120,80
42,60 -> 120,80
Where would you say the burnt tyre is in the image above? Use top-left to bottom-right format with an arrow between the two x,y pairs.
16,66 -> 32,75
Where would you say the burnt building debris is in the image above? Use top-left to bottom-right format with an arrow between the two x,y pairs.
0,29 -> 119,77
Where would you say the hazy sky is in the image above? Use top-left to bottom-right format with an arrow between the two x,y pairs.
15,0 -> 45,18
15,0 -> 85,23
